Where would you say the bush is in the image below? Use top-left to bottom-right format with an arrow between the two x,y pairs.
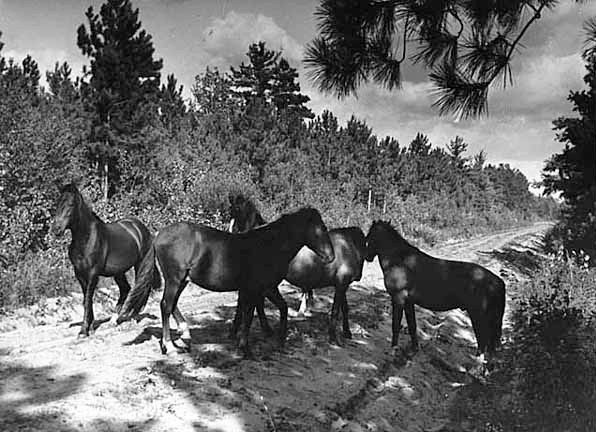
0,236 -> 76,310
478,252 -> 596,431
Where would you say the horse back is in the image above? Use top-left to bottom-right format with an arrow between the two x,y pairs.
156,222 -> 240,292
96,218 -> 149,275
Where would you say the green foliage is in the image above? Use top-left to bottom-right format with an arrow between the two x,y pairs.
0,29 -> 557,310
543,46 -> 596,263
77,0 -> 165,197
473,252 -> 596,432
0,237 -> 75,310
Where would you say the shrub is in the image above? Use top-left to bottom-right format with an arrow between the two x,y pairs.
486,252 -> 596,431
0,236 -> 75,310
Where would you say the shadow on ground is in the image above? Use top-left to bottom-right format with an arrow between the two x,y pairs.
0,349 -> 153,432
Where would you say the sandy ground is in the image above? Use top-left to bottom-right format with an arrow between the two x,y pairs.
0,222 -> 551,432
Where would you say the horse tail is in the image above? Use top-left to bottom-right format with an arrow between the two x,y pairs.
490,277 -> 506,351
117,243 -> 160,323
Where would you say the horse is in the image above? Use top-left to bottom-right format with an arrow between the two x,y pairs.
364,220 -> 505,357
229,194 -> 366,344
117,207 -> 335,357
52,183 -> 155,337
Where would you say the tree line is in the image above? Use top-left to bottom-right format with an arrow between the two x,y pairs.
0,0 -> 558,273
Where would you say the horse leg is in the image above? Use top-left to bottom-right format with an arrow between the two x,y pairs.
110,273 -> 131,325
160,276 -> 185,355
328,288 -> 342,345
237,293 -> 257,358
256,297 -> 273,336
469,310 -> 488,358
404,301 -> 419,352
264,288 -> 289,349
230,296 -> 242,339
230,294 -> 271,338
76,271 -> 98,337
390,293 -> 405,348
340,286 -> 352,339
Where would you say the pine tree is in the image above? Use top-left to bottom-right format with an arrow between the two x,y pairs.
542,25 -> 596,259
231,42 -> 312,119
158,74 -> 186,132
77,0 -> 163,198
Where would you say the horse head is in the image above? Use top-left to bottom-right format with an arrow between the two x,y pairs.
52,183 -> 80,236
365,220 -> 393,261
301,207 -> 335,264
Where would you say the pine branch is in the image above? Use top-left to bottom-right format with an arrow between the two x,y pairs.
583,17 -> 596,59
430,64 -> 490,119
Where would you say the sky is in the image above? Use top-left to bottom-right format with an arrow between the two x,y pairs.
0,0 -> 594,189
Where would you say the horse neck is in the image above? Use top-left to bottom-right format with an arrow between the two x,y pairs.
70,194 -> 102,241
376,228 -> 415,260
254,213 -> 306,260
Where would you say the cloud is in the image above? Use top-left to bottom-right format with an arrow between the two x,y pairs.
3,48 -> 86,88
199,11 -> 303,70
301,1 -> 594,185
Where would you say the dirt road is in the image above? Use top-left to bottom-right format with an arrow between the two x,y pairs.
0,222 -> 551,432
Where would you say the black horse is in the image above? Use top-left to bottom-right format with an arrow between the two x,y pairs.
365,220 -> 505,356
229,194 -> 366,344
52,183 -> 155,337
118,207 -> 335,357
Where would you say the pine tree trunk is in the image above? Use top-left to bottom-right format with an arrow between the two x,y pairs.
103,160 -> 109,202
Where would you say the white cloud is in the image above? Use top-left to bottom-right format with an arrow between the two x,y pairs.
300,1 -> 594,186
199,11 -> 303,70
4,48 -> 86,88
491,53 -> 585,118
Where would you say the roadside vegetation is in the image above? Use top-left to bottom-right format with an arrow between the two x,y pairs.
0,1 -> 557,311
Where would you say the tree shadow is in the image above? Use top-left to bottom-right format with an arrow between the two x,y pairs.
121,280 -> 486,431
0,349 -> 153,431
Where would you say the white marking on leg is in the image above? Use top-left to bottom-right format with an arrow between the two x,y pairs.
179,321 -> 191,340
228,218 -> 235,233
298,292 -> 307,316
163,340 -> 177,355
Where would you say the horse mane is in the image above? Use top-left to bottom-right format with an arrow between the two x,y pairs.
229,193 -> 266,230
372,220 -> 416,253
60,183 -> 104,224
247,206 -> 319,234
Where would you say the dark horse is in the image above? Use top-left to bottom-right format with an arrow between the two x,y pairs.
52,183 -> 154,337
365,220 -> 505,356
229,194 -> 366,344
118,207 -> 335,356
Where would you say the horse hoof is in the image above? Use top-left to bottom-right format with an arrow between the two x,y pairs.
175,338 -> 191,352
160,341 -> 181,355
